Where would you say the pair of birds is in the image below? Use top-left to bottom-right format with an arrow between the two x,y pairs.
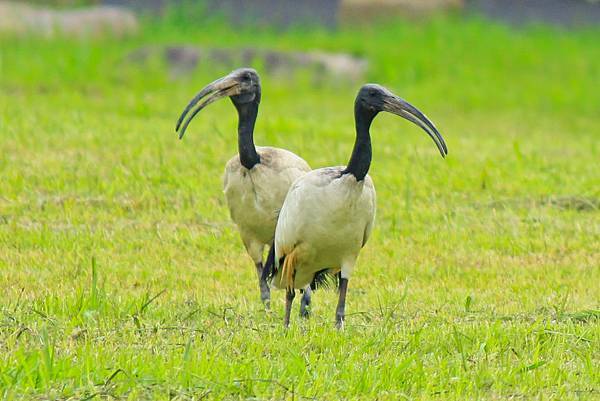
176,68 -> 447,328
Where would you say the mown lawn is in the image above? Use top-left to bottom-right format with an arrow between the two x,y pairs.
1,10 -> 599,400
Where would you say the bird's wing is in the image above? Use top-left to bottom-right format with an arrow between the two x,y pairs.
222,155 -> 246,222
223,154 -> 241,191
273,178 -> 306,259
274,168 -> 344,256
252,147 -> 310,218
361,175 -> 377,248
257,146 -> 311,172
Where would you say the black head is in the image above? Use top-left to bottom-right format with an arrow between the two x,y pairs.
355,83 -> 393,115
176,68 -> 261,139
355,83 -> 448,157
228,68 -> 261,106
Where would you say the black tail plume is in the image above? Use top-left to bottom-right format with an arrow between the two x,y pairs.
310,269 -> 340,291
262,242 -> 278,283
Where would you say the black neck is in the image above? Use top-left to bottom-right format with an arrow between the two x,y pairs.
235,101 -> 260,169
343,103 -> 377,181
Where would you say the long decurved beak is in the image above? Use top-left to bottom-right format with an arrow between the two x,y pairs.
175,74 -> 242,139
383,96 -> 448,157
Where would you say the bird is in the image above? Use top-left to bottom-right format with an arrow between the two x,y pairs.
263,83 -> 448,328
175,68 -> 312,310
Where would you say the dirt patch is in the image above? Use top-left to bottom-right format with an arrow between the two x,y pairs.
546,196 -> 599,212
475,196 -> 599,212
127,45 -> 368,81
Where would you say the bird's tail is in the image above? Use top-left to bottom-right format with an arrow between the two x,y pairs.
262,242 -> 297,291
280,249 -> 298,291
262,242 -> 277,283
311,269 -> 341,291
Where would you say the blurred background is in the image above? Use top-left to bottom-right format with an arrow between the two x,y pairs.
1,0 -> 598,278
6,0 -> 600,27
0,0 -> 600,288
1,0 -> 599,289
1,1 -> 599,398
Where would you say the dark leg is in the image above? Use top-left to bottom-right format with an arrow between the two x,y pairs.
255,262 -> 270,309
299,287 -> 312,318
284,289 -> 296,327
335,278 -> 349,329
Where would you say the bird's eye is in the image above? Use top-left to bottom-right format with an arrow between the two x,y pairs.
243,74 -> 251,81
369,90 -> 376,97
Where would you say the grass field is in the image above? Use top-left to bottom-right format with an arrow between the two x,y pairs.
1,8 -> 599,400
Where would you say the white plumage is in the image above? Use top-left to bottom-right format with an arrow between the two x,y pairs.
265,84 -> 447,327
176,68 -> 311,307
272,168 -> 375,290
224,146 -> 310,266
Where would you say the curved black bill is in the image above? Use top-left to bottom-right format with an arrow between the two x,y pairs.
383,96 -> 448,158
175,75 -> 241,139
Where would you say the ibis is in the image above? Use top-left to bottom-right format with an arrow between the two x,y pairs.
176,68 -> 311,309
264,84 -> 447,328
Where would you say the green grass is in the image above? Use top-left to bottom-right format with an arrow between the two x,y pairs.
1,11 -> 599,400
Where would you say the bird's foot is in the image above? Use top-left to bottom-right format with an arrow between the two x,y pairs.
300,306 -> 311,318
335,314 -> 345,330
284,289 -> 295,327
335,278 -> 348,330
299,288 -> 311,319
256,261 -> 271,310
262,298 -> 271,311
260,283 -> 271,310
